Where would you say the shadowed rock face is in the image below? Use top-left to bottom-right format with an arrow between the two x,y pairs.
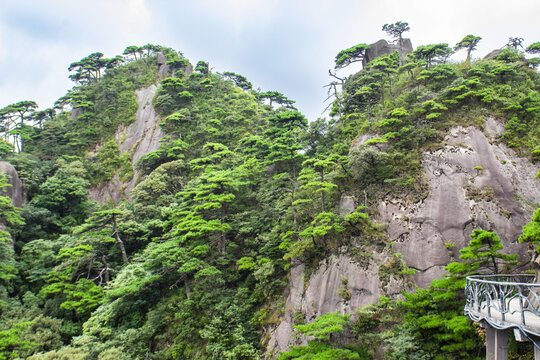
0,161 -> 24,207
89,85 -> 164,204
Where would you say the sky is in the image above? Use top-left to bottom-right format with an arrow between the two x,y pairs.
0,0 -> 539,122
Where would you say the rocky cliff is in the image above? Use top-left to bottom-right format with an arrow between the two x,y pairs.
89,85 -> 163,204
381,119 -> 538,287
267,118 -> 539,355
0,161 -> 24,207
362,38 -> 413,66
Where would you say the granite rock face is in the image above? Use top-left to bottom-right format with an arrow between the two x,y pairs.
379,120 -> 539,287
0,161 -> 24,207
89,85 -> 164,204
363,38 -> 413,66
267,119 -> 539,356
267,251 -> 400,355
484,49 -> 504,60
157,52 -> 170,78
71,106 -> 83,120
339,195 -> 356,216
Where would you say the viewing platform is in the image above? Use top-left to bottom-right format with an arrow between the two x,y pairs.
465,274 -> 540,360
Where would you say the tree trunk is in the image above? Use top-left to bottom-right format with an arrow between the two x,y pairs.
101,255 -> 110,285
291,154 -> 297,227
185,279 -> 191,299
380,80 -> 385,108
398,35 -> 403,66
112,217 -> 128,263
320,171 -> 325,213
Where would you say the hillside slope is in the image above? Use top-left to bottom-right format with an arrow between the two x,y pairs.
0,41 -> 538,360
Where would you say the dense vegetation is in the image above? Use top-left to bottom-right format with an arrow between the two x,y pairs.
0,28 -> 538,359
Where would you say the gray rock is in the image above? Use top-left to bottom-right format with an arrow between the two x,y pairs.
267,262 -> 305,354
339,195 -> 355,216
0,161 -> 24,207
363,38 -> 413,66
267,120 -> 539,355
89,85 -> 164,204
484,49 -> 504,60
379,123 -> 539,287
71,105 -> 82,120
352,133 -> 377,148
157,52 -> 167,66
267,253 -> 386,355
157,52 -> 170,78
184,62 -> 193,76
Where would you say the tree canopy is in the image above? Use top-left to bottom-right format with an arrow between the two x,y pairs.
334,43 -> 370,69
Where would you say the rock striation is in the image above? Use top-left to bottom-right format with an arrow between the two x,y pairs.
380,119 -> 538,287
267,119 -> 539,356
89,85 -> 164,204
267,253 -> 388,354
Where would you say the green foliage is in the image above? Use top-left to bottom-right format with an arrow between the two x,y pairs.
0,100 -> 38,152
454,34 -> 482,61
447,229 -> 517,275
40,243 -> 104,320
410,43 -> 453,68
519,208 -> 540,250
392,228 -> 519,360
3,34 -> 539,359
223,72 -> 252,91
277,312 -> 361,359
348,145 -> 393,186
334,44 -> 370,70
0,321 -> 35,359
86,140 -> 133,183
28,160 -> 90,235
195,61 -> 209,75
526,42 -> 540,54
507,37 -> 525,50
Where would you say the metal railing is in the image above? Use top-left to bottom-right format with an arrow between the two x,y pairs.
465,274 -> 540,336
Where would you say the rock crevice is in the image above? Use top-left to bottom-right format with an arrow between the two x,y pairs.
89,84 -> 164,204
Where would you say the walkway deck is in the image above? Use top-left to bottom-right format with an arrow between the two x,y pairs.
465,274 -> 540,337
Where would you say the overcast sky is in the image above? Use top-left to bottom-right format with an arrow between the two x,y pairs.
0,0 -> 538,122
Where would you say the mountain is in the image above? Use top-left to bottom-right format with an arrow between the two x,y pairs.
0,40 -> 538,359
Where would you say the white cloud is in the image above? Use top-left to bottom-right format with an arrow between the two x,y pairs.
0,0 -> 539,120
189,0 -> 280,33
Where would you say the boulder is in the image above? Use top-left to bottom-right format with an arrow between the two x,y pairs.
339,195 -> 355,216
71,105 -> 82,120
157,52 -> 170,78
0,161 -> 24,207
484,49 -> 504,60
363,38 -> 413,66
157,52 -> 167,66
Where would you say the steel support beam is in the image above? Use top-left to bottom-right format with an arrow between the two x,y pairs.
486,326 -> 508,360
